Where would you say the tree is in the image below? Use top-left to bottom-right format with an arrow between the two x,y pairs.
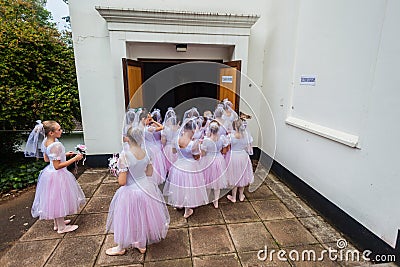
0,0 -> 80,158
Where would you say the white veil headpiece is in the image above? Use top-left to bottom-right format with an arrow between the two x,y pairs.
182,107 -> 199,121
24,120 -> 45,158
163,107 -> 177,127
222,98 -> 238,121
151,108 -> 162,123
123,108 -> 137,136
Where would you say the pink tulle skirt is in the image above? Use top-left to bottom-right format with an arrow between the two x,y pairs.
106,178 -> 169,249
201,154 -> 228,190
226,151 -> 254,187
162,144 -> 177,172
31,166 -> 86,220
146,143 -> 167,185
163,158 -> 208,208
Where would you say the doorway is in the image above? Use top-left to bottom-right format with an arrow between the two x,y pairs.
122,58 -> 241,118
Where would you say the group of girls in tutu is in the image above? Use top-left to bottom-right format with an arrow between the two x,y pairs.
24,98 -> 254,256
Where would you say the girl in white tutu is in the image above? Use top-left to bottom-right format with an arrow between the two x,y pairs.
226,119 -> 254,202
221,98 -> 239,133
163,118 -> 208,218
26,120 -> 85,234
144,110 -> 167,185
200,121 -> 229,208
106,126 -> 170,255
161,107 -> 179,172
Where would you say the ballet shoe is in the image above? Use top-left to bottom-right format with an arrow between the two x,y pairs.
54,219 -> 71,231
227,195 -> 236,203
183,209 -> 193,218
138,247 -> 146,254
106,246 -> 126,256
212,200 -> 219,209
239,195 -> 245,202
57,224 -> 78,234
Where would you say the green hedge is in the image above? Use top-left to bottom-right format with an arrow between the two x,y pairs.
0,160 -> 47,193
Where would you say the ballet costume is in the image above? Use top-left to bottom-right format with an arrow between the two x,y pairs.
106,151 -> 169,251
161,127 -> 178,172
200,137 -> 229,208
225,133 -> 254,189
163,140 -> 208,216
31,140 -> 86,231
144,126 -> 167,185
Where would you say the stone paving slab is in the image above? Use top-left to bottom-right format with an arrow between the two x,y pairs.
264,218 -> 319,248
219,202 -> 260,223
251,199 -> 295,221
45,235 -> 104,267
65,213 -> 108,237
0,239 -> 61,267
82,196 -> 112,214
144,258 -> 192,267
145,228 -> 191,261
187,204 -> 225,226
238,250 -> 292,267
1,168 -> 393,267
245,184 -> 277,201
192,253 -> 241,267
227,222 -> 278,252
189,225 -> 235,256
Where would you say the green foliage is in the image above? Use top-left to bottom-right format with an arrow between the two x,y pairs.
0,0 -> 80,154
0,160 -> 47,193
0,0 -> 80,130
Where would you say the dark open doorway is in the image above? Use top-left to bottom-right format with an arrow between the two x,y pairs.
141,60 -> 221,117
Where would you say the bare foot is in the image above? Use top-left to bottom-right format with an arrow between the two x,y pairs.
239,194 -> 245,202
183,208 -> 193,218
106,246 -> 126,256
227,195 -> 236,203
54,219 -> 71,231
57,225 -> 78,234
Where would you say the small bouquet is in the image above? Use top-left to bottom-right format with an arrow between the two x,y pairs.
108,153 -> 119,177
75,144 -> 87,165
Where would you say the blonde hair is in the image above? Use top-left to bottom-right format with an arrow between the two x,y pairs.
127,126 -> 144,145
42,120 -> 58,136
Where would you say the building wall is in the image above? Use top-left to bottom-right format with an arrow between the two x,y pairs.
69,0 -> 400,248
262,0 -> 400,248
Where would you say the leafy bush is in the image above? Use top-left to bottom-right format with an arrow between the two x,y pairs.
0,160 -> 47,193
0,0 -> 81,155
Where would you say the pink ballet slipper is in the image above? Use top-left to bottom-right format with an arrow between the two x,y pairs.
138,247 -> 146,254
227,195 -> 236,203
54,219 -> 71,231
57,225 -> 78,234
106,246 -> 126,256
183,208 -> 193,218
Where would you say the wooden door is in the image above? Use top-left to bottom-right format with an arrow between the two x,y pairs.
122,59 -> 143,108
217,60 -> 241,112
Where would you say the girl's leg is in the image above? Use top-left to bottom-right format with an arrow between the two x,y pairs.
55,217 -> 78,234
106,244 -> 126,256
238,187 -> 245,201
184,207 -> 194,218
227,187 -> 237,203
213,189 -> 220,208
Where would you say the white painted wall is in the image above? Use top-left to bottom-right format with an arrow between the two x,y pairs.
262,0 -> 400,248
127,42 -> 233,61
70,0 -> 400,248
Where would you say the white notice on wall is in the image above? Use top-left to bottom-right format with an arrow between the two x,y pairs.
300,75 -> 316,86
222,76 -> 233,83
